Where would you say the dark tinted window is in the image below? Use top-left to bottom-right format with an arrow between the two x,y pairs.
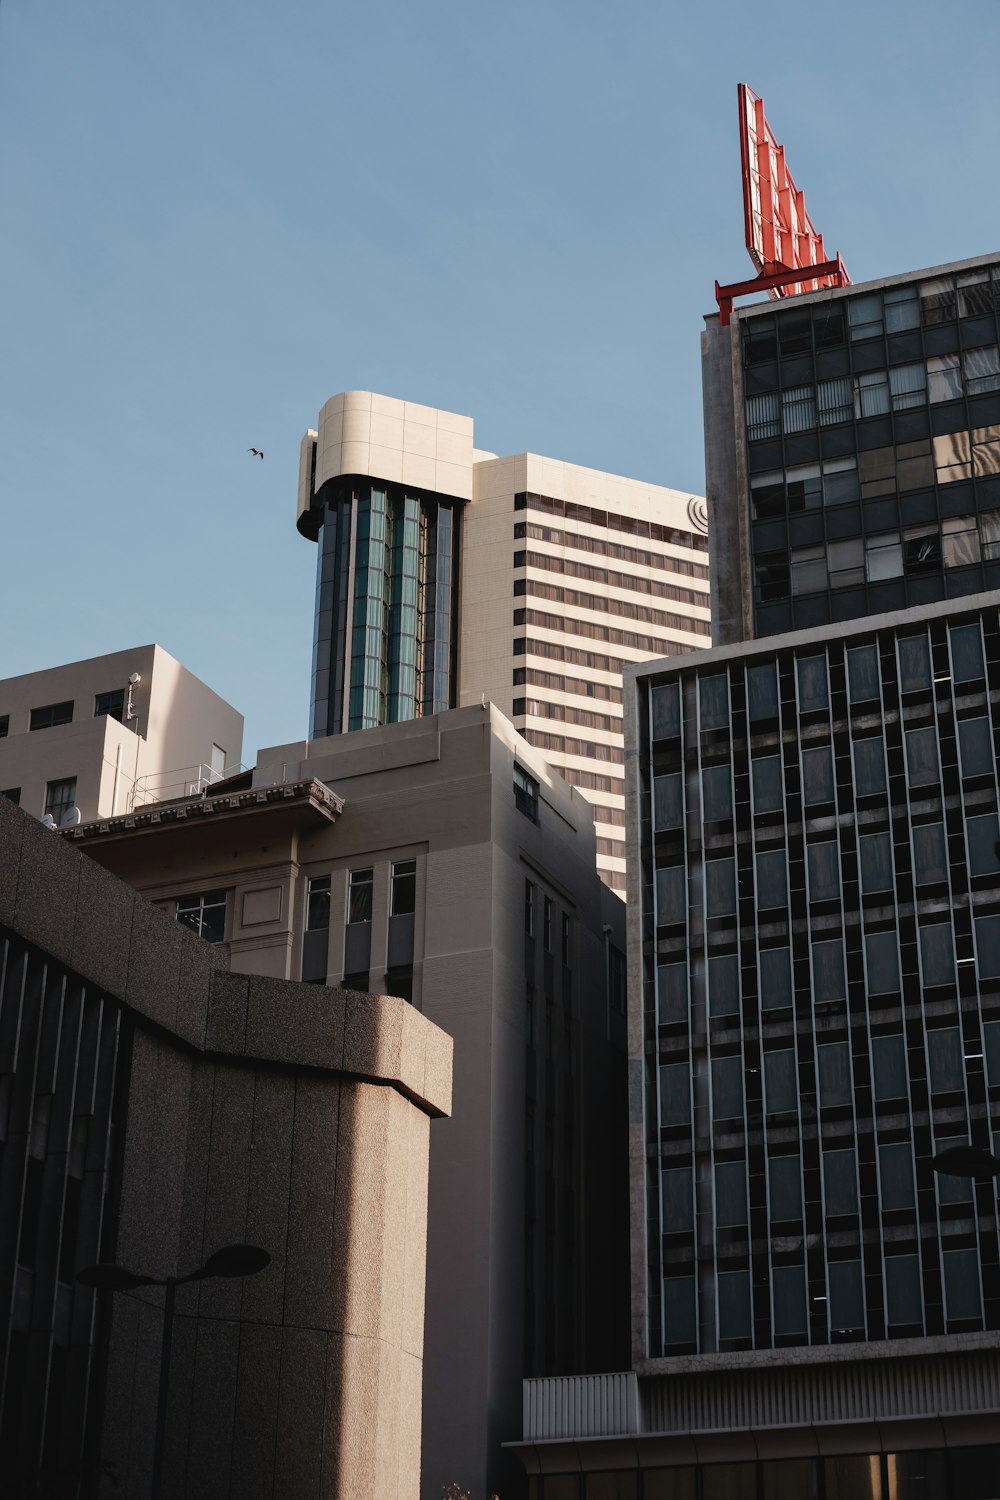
30,701 -> 73,730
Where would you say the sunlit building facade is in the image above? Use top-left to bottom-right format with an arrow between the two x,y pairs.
296,391 -> 710,893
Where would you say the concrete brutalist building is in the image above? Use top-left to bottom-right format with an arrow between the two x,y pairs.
510,259 -> 1000,1498
0,792 -> 452,1498
59,703 -> 630,1500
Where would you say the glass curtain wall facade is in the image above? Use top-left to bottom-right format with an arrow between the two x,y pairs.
634,604 -> 1000,1357
309,483 -> 460,738
736,261 -> 1000,639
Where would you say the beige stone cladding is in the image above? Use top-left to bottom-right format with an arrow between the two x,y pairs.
0,644 -> 244,823
461,451 -> 711,895
0,791 -> 450,1499
63,703 -> 630,1500
300,390 -> 475,524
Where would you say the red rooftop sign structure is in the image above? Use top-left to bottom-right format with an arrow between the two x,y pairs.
715,84 -> 850,326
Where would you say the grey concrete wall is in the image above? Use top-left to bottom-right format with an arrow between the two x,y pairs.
0,795 -> 451,1500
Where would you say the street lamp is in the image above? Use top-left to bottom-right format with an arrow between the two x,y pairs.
78,1243 -> 269,1499
931,1145 -> 1000,1182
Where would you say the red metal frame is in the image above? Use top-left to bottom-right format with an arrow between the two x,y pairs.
716,85 -> 850,326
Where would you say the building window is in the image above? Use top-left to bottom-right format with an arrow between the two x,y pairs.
768,1155 -> 802,1220
654,773 -> 683,830
306,875 -> 331,931
772,1265 -> 807,1336
951,623 -> 986,683
708,953 -> 739,1018
848,292 -> 883,341
782,384 -> 816,434
656,865 -> 686,925
963,344 -> 1000,395
878,1142 -> 915,1211
958,717 -> 995,779
913,821 -> 948,885
745,391 -> 780,441
301,875 -> 331,983
30,701 -> 73,731
847,645 -> 880,704
817,376 -> 852,426
927,353 -> 963,403
651,682 -> 680,739
796,655 -> 828,712
391,859 -> 416,916
660,1063 -> 691,1127
663,1167 -> 693,1231
764,1049 -> 797,1114
514,764 -> 539,822
897,635 -> 932,694
94,689 -> 125,722
756,850 -> 787,911
702,765 -> 732,822
822,1149 -> 858,1216
718,1270 -> 752,1340
715,1161 -> 748,1227
711,1056 -> 743,1119
927,1027 -> 963,1092
802,745 -> 835,805
871,1035 -> 907,1101
818,1043 -> 852,1107
44,778 -> 77,827
885,284 -> 920,330
865,931 -> 901,995
746,663 -> 778,721
904,727 -> 939,787
2,787 -> 20,805
853,736 -> 887,797
0,716 -> 8,738
751,755 -> 783,814
759,947 -> 792,1010
699,674 -> 729,729
812,939 -> 847,1003
706,858 -> 737,918
659,963 -> 688,1023
865,532 -> 903,582
859,832 -> 892,893
348,867 -> 373,924
807,841 -> 840,903
885,1255 -> 922,1328
968,814 -> 1000,877
919,923 -> 956,988
176,890 -> 227,944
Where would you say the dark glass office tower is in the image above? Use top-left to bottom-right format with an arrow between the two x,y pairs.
704,254 -> 1000,647
632,601 -> 1000,1359
299,477 -> 461,739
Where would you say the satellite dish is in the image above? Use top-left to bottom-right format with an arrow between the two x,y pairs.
61,806 -> 82,828
41,814 -> 56,830
128,672 -> 141,685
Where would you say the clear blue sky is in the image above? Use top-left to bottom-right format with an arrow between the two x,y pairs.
2,0 -> 998,759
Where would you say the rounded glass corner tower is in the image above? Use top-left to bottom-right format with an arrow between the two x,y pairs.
296,407 -> 466,741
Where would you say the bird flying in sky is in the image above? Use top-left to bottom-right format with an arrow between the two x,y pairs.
248,447 -> 264,460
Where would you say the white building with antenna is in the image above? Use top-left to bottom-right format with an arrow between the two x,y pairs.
0,644 -> 243,825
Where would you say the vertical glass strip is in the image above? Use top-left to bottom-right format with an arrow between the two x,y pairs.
349,487 -> 390,729
387,493 -> 422,722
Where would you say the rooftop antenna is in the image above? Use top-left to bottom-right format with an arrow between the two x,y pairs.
715,85 -> 851,327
